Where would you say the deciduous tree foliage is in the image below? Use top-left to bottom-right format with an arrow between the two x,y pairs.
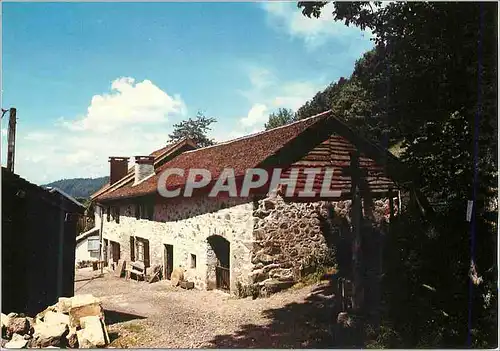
296,1 -> 497,347
265,108 -> 297,130
168,112 -> 217,148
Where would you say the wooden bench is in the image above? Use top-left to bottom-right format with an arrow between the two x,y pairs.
125,261 -> 146,281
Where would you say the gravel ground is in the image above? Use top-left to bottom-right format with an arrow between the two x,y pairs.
74,268 -> 338,348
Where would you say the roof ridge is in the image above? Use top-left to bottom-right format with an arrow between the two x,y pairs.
183,110 -> 332,155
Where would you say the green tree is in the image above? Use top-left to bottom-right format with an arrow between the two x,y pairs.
296,77 -> 348,120
264,108 -> 297,130
297,1 -> 498,347
168,112 -> 217,148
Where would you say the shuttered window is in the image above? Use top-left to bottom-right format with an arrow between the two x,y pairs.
134,199 -> 154,221
130,236 -> 150,267
136,240 -> 145,262
130,236 -> 135,262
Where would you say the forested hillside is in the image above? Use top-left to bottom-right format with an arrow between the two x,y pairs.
264,2 -> 497,348
43,176 -> 109,199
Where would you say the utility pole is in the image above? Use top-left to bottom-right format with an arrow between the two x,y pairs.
99,205 -> 104,276
7,108 -> 17,173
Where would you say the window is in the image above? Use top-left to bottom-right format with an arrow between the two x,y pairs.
135,200 -> 154,221
190,254 -> 197,269
111,206 -> 120,224
88,237 -> 100,251
136,240 -> 145,262
130,236 -> 150,267
106,207 -> 111,222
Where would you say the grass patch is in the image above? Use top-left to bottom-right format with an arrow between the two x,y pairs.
122,322 -> 145,333
293,265 -> 337,289
106,322 -> 148,348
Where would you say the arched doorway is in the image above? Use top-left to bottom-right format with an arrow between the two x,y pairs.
207,235 -> 230,292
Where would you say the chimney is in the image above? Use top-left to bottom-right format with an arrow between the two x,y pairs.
134,156 -> 155,185
109,157 -> 129,185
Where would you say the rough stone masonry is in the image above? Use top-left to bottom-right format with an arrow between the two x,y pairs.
240,193 -> 394,297
100,192 -> 395,297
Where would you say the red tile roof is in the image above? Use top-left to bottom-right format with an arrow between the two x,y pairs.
95,110 -> 404,202
96,111 -> 331,201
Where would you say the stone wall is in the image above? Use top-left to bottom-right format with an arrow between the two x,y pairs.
247,194 -> 395,296
98,192 -> 397,297
99,196 -> 255,293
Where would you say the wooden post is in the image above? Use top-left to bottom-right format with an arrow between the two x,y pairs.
7,108 -> 17,173
351,183 -> 363,312
57,196 -> 65,298
342,151 -> 367,313
389,187 -> 395,222
99,205 -> 104,275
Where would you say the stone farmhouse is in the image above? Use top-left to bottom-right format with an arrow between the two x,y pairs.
90,110 -> 405,296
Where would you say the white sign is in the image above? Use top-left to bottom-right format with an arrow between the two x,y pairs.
466,200 -> 474,222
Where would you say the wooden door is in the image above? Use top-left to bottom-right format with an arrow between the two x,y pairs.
164,244 -> 173,280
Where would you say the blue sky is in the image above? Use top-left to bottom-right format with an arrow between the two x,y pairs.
1,1 -> 374,184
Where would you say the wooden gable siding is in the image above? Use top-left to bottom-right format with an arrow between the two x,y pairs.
281,133 -> 395,198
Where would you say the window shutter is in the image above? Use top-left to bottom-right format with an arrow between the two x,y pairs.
130,236 -> 135,262
106,207 -> 111,222
143,239 -> 150,268
147,202 -> 154,220
115,207 -> 120,224
135,204 -> 140,220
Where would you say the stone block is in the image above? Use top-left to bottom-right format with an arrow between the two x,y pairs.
69,301 -> 104,329
66,327 -> 78,348
31,322 -> 68,348
56,297 -> 72,314
180,281 -> 194,289
76,316 -> 106,348
5,333 -> 28,349
44,311 -> 70,326
6,317 -> 29,338
170,267 -> 184,287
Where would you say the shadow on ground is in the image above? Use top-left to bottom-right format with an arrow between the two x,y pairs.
104,309 -> 147,325
206,282 -> 348,349
74,274 -> 103,283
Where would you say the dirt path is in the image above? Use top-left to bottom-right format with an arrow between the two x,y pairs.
74,268 -> 338,348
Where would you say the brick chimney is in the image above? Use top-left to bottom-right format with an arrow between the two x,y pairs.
133,156 -> 155,185
109,157 -> 129,185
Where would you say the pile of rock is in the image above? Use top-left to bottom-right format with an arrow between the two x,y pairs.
1,294 -> 109,349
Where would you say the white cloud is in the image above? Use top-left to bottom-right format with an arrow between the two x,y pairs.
240,65 -> 326,116
24,131 -> 53,142
261,2 -> 374,50
247,67 -> 276,90
223,66 -> 326,138
57,77 -> 186,134
271,82 -> 320,111
240,103 -> 268,127
1,77 -> 189,184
